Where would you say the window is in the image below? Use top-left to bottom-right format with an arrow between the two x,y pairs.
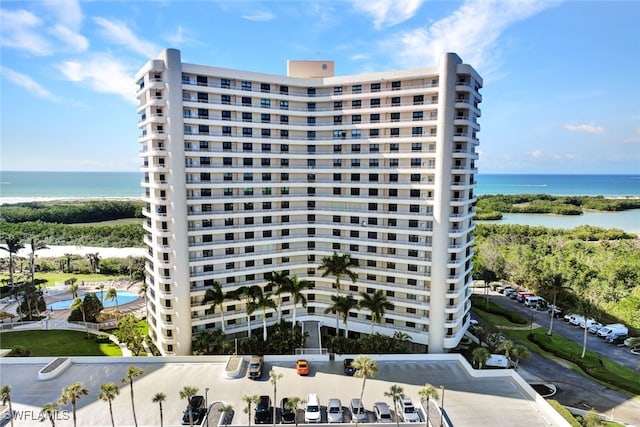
280,85 -> 288,94
350,230 -> 359,238
352,84 -> 362,93
371,98 -> 380,107
221,95 -> 231,104
352,100 -> 362,109
391,112 -> 400,122
223,172 -> 232,181
389,204 -> 397,212
242,112 -> 252,122
260,99 -> 270,108
350,244 -> 359,252
307,116 -> 316,125
390,143 -> 399,152
334,115 -> 342,124
281,172 -> 289,181
413,111 -> 423,120
351,173 -> 360,181
352,144 -> 361,152
334,86 -> 343,94
351,188 -> 360,196
333,173 -> 341,181
243,158 -> 253,166
220,78 -> 230,88
280,100 -> 289,110
410,189 -> 420,197
280,115 -> 289,123
409,220 -> 419,228
221,110 -> 231,120
369,159 -> 379,167
390,128 -> 400,137
388,218 -> 397,226
411,174 -> 421,182
390,159 -> 399,167
351,129 -> 361,138
241,81 -> 251,91
368,203 -> 378,211
368,188 -> 378,196
242,127 -> 252,136
222,126 -> 231,136
413,95 -> 424,105
334,101 -> 342,110
307,102 -> 316,111
411,158 -> 421,167
223,157 -> 232,166
242,97 -> 251,106
243,142 -> 253,151
333,159 -> 342,167
244,172 -> 253,181
263,202 -> 272,209
260,83 -> 270,92
308,88 -> 316,96
370,144 -> 379,152
307,131 -> 316,139
412,127 -> 423,136
392,97 -> 401,106
392,81 -> 401,90
281,158 -> 289,166
370,129 -> 379,137
371,82 -> 381,92
351,159 -> 360,167
307,145 -> 316,153
333,187 -> 341,195
262,143 -> 271,152
389,174 -> 398,182
280,143 -> 289,152
370,113 -> 380,122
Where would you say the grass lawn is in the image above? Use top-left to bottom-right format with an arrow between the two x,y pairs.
0,272 -> 125,288
0,330 -> 122,356
472,306 -> 532,328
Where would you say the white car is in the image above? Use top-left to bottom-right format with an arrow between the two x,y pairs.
569,314 -> 584,326
373,402 -> 393,423
304,394 -> 321,423
623,337 -> 639,347
349,399 -> 367,423
399,397 -> 420,423
327,399 -> 343,423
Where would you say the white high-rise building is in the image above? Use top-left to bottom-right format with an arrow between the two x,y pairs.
136,49 -> 482,356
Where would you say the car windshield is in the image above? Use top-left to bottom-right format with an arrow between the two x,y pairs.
250,363 -> 260,368
308,406 -> 319,412
404,406 -> 415,413
329,407 -> 340,413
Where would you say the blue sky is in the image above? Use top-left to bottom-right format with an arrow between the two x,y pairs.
1,0 -> 639,174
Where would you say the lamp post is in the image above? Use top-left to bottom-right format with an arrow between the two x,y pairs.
205,387 -> 209,409
440,385 -> 445,427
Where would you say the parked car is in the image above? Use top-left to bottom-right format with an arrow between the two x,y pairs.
304,394 -> 321,423
373,402 -> 393,423
349,398 -> 367,423
579,318 -> 601,330
248,355 -> 264,379
605,332 -> 628,345
515,291 -> 534,303
624,337 -> 639,347
255,395 -> 272,424
597,323 -> 628,338
495,285 -> 505,293
563,313 -> 574,322
587,323 -> 604,334
569,314 -> 584,326
296,359 -> 310,376
281,398 -> 296,424
398,396 -> 420,423
548,305 -> 563,318
524,295 -> 545,308
327,398 -> 343,423
504,288 -> 517,297
343,358 -> 355,376
181,395 -> 206,425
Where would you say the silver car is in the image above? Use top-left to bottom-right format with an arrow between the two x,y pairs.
399,397 -> 420,423
350,398 -> 367,423
373,402 -> 393,423
327,399 -> 343,423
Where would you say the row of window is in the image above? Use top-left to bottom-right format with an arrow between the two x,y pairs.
193,141 -> 450,152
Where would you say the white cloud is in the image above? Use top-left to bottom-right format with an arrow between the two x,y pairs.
530,150 -> 543,159
563,124 -> 605,134
0,8 -> 52,55
50,24 -> 89,52
56,54 -> 137,103
242,11 -> 276,22
0,66 -> 60,102
352,0 -> 425,29
93,17 -> 159,58
42,0 -> 83,30
392,0 -> 557,71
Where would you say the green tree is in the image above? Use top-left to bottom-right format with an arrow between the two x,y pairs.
359,290 -> 394,334
242,394 -> 260,426
269,370 -> 283,427
152,392 -> 166,427
121,365 -> 144,427
579,298 -> 595,358
98,382 -> 120,427
202,281 -> 226,333
269,271 -> 290,323
1,384 -> 14,427
69,297 -> 90,338
510,344 -> 531,369
1,236 -> 25,289
384,385 -> 404,427
418,383 -> 438,427
472,347 -> 490,369
86,252 -> 101,273
39,401 -> 60,427
65,278 -> 79,298
68,293 -> 103,323
542,271 -> 568,336
179,386 -> 199,427
138,281 -> 149,320
115,315 -> 146,356
247,288 -> 277,342
324,295 -> 358,338
352,355 -> 378,427
219,404 -> 234,427
497,339 -> 514,360
106,287 -> 119,315
319,252 -> 357,334
58,382 -> 89,427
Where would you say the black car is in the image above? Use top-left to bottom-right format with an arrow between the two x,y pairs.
606,332 -> 628,345
344,358 -> 355,376
182,395 -> 206,425
255,395 -> 272,424
281,397 -> 296,424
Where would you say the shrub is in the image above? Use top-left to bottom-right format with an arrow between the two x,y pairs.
546,400 -> 581,427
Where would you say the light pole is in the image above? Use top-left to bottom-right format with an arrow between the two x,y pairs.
205,387 -> 209,409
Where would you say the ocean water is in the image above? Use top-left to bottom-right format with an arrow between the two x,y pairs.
2,171 -> 639,198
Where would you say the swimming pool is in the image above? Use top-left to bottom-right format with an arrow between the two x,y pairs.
48,291 -> 139,310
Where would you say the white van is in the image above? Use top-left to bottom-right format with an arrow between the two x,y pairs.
485,354 -> 511,368
524,296 -> 545,308
305,394 -> 321,423
597,324 -> 628,338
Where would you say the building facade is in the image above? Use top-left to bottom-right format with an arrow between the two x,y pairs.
136,49 -> 482,356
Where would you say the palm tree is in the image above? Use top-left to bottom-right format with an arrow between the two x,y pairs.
472,347 -> 490,369
86,252 -> 100,273
179,386 -> 199,427
121,365 -> 144,427
352,355 -> 378,427
203,281 -> 226,333
152,392 -> 166,427
58,382 -> 89,427
359,290 -> 394,334
510,344 -> 531,369
579,298 -> 594,358
70,297 -> 90,338
324,295 -> 358,338
40,401 -> 60,427
384,385 -> 405,427
242,395 -> 260,426
284,396 -> 305,427
219,404 -> 234,427
98,382 -> 120,427
418,383 -> 438,427
269,370 -> 283,427
544,271 -> 568,336
65,278 -> 79,298
269,270 -> 290,323
319,252 -> 357,333
98,283 -> 106,304
1,384 -> 14,427
1,236 -> 25,289
286,275 -> 311,330
29,238 -> 48,287
138,281 -> 149,320
252,290 -> 277,341
228,285 -> 262,337
106,287 -> 119,315
497,339 -> 514,361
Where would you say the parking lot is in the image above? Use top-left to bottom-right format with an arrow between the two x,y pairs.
481,289 -> 638,371
0,355 -> 564,427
